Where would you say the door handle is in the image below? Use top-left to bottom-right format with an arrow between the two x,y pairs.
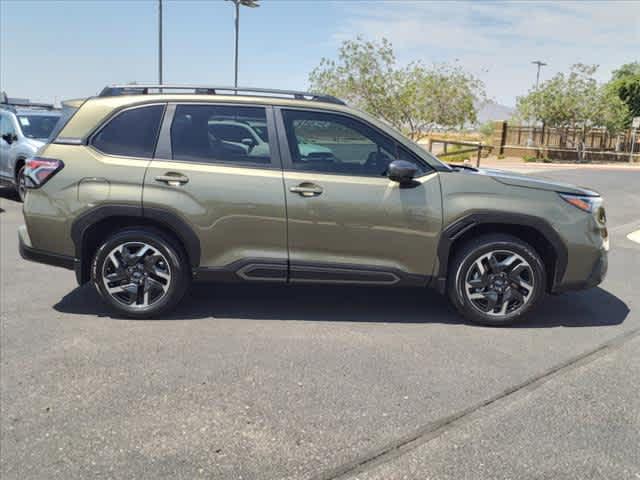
289,183 -> 323,197
155,173 -> 189,186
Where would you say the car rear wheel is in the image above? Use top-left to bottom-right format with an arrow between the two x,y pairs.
448,234 -> 546,326
91,228 -> 190,318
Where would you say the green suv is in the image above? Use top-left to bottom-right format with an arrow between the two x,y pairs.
18,85 -> 608,325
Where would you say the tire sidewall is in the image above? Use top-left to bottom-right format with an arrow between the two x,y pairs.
449,236 -> 546,326
91,228 -> 189,318
16,165 -> 26,202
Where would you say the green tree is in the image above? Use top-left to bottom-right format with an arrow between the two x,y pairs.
516,64 -> 629,161
308,37 -> 484,139
607,61 -> 640,123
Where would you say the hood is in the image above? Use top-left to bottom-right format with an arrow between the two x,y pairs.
24,138 -> 46,148
473,167 -> 600,197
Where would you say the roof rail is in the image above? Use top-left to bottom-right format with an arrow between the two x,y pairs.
98,84 -> 346,106
0,91 -> 56,110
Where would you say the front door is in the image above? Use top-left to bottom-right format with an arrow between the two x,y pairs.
143,103 -> 287,281
277,108 -> 442,286
0,112 -> 16,182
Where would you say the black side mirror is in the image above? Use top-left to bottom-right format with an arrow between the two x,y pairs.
2,133 -> 15,145
387,160 -> 418,185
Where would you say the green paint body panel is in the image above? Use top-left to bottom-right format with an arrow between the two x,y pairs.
21,92 -> 608,294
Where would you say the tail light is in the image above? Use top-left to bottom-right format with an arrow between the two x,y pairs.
25,157 -> 64,188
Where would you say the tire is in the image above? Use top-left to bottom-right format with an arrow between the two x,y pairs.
15,164 -> 26,203
91,227 -> 190,318
447,234 -> 546,326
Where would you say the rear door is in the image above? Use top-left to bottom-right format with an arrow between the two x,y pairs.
276,107 -> 442,286
143,103 -> 287,280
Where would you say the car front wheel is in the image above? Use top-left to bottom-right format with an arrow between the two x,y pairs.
16,164 -> 27,202
91,228 -> 190,318
448,234 -> 546,326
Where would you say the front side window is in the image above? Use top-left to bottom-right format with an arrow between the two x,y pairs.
282,109 -> 427,177
170,105 -> 270,165
92,105 -> 164,158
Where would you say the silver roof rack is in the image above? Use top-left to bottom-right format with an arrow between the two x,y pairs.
0,91 -> 56,111
98,84 -> 346,106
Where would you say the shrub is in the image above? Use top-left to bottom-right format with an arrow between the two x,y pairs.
523,155 -> 538,163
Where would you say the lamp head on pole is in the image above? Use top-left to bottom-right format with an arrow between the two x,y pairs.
229,0 -> 260,6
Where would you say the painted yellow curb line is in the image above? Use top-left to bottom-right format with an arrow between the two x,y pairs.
627,230 -> 640,244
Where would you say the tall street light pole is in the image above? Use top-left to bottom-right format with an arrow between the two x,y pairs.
158,0 -> 163,84
228,0 -> 260,89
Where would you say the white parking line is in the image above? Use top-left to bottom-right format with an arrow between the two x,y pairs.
627,230 -> 640,244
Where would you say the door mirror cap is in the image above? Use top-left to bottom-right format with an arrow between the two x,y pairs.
387,160 -> 418,185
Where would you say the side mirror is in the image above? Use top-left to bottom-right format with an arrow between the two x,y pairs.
387,160 -> 418,185
2,133 -> 15,145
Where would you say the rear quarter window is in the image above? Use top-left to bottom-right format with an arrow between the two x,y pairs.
92,105 -> 164,158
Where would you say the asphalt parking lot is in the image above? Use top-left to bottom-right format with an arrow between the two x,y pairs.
1,166 -> 639,480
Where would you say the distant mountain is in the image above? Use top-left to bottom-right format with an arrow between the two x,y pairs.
475,101 -> 515,124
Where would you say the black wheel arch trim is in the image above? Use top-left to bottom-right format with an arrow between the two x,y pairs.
70,204 -> 201,283
435,211 -> 568,293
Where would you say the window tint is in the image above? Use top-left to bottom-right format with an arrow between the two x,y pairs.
92,105 -> 164,158
282,110 -> 425,177
17,115 -> 60,140
171,105 -> 270,165
397,145 -> 429,167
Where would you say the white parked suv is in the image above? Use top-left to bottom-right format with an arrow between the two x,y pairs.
0,92 -> 62,201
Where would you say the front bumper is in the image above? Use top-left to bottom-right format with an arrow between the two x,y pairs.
553,249 -> 608,293
18,225 -> 76,271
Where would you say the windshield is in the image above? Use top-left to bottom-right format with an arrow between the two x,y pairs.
17,114 -> 61,140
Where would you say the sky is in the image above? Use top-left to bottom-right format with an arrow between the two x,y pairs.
1,0 -> 638,107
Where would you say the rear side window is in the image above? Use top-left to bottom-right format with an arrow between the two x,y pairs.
92,105 -> 164,158
170,104 -> 270,165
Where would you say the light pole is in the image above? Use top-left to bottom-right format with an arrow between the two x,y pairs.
227,0 -> 260,89
158,0 -> 163,84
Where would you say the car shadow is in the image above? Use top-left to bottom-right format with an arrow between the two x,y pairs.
0,186 -> 19,203
53,282 -> 629,328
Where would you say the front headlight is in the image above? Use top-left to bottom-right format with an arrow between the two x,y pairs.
558,193 -> 602,213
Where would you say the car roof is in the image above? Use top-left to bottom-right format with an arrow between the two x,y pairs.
14,108 -> 61,116
59,93 -> 357,140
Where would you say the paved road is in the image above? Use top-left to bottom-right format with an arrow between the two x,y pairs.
1,167 -> 638,479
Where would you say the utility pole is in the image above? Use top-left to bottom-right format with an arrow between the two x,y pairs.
234,0 -> 239,89
227,0 -> 260,90
528,60 -> 547,147
532,60 -> 547,90
158,0 -> 163,85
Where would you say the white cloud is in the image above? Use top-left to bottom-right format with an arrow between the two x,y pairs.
333,1 -> 640,105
